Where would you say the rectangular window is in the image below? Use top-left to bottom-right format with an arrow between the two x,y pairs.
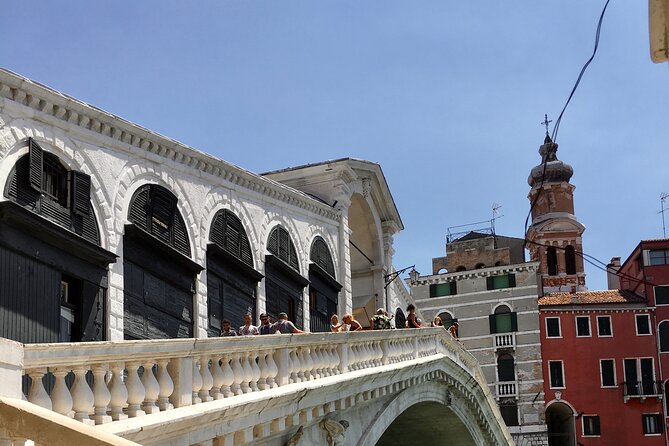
597,316 -> 612,337
489,312 -> 518,334
546,317 -> 561,338
600,359 -> 616,387
643,414 -> 663,435
649,250 -> 669,266
636,314 -> 651,335
582,415 -> 601,436
487,274 -> 516,290
654,286 -> 669,305
549,361 -> 565,388
576,316 -> 591,337
499,404 -> 519,427
429,282 -> 457,297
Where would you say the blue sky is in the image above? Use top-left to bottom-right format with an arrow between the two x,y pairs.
2,1 -> 668,290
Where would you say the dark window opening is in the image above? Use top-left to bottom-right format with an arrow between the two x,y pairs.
549,361 -> 564,388
643,414 -> 662,435
601,360 -> 615,387
576,316 -> 591,336
455,266 -> 466,272
565,245 -> 577,275
475,263 -> 485,269
497,354 -> 515,382
499,403 -> 519,427
655,286 -> 669,305
637,314 -> 651,335
546,317 -> 561,337
583,416 -> 600,436
42,155 -> 68,207
547,246 -> 558,276
597,316 -> 612,337
660,322 -> 669,352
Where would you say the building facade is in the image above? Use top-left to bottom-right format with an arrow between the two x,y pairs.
0,68 -> 411,344
411,232 -> 548,445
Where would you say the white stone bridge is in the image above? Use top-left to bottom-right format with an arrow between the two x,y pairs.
0,329 -> 513,446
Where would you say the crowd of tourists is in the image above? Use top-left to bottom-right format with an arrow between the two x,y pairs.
221,304 -> 458,340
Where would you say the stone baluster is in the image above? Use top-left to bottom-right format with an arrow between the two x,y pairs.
304,347 -> 314,381
192,358 -> 203,404
297,347 -> 311,381
315,346 -> 325,378
320,346 -> 331,377
309,346 -> 319,379
108,363 -> 128,421
250,352 -> 261,392
141,361 -> 160,414
360,343 -> 370,369
210,356 -> 224,399
231,353 -> 244,395
288,349 -> 300,383
50,368 -> 73,418
257,352 -> 268,390
91,364 -> 112,424
331,346 -> 341,374
156,359 -> 174,411
240,353 -> 253,393
348,343 -> 358,370
220,355 -> 234,397
26,368 -> 51,410
126,362 -> 146,417
266,350 -> 279,388
376,341 -> 383,366
199,356 -> 214,402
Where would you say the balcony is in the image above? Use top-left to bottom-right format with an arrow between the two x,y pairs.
623,381 -> 664,403
493,333 -> 516,351
496,381 -> 518,399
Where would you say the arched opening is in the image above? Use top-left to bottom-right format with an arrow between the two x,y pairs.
308,237 -> 342,332
497,354 -> 515,382
475,263 -> 485,269
489,305 -> 517,334
349,194 -> 381,328
375,401 -> 476,445
565,245 -> 577,275
456,265 -> 466,272
546,401 -> 576,446
265,226 -> 308,329
124,184 -> 201,340
665,380 -> 669,414
437,267 -> 448,274
659,321 -> 669,352
547,246 -> 558,276
206,209 -> 262,336
1,138 -> 114,343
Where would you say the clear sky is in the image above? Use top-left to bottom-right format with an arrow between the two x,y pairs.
2,1 -> 668,290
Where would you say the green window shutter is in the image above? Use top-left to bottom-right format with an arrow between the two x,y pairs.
450,281 -> 457,295
430,283 -> 454,297
28,137 -> 43,191
508,274 -> 516,288
486,276 -> 494,290
510,312 -> 518,332
489,314 -> 497,333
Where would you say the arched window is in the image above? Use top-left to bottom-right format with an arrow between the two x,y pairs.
206,210 -> 261,336
437,268 -> 448,274
565,245 -> 577,275
268,226 -> 299,271
490,305 -> 517,334
497,354 -> 515,382
475,263 -> 485,269
456,265 -> 466,272
128,184 -> 190,257
310,237 -> 335,277
547,246 -> 558,276
438,312 -> 454,329
665,381 -> 669,414
309,237 -> 341,332
660,321 -> 669,353
210,209 -> 253,266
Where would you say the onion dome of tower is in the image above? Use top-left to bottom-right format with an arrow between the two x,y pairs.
528,135 -> 574,187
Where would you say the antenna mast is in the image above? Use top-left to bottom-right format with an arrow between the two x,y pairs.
660,193 -> 668,238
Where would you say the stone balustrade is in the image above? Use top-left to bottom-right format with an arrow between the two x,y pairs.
0,328 -> 455,431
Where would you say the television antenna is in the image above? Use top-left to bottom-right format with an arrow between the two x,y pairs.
660,193 -> 669,238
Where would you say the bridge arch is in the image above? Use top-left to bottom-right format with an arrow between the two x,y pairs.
358,380 -> 485,446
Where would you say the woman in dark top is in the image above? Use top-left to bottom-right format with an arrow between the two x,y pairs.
406,304 -> 421,328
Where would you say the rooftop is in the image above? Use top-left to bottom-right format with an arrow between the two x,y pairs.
538,289 -> 645,306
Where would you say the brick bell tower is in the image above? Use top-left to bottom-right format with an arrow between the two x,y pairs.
526,134 -> 586,293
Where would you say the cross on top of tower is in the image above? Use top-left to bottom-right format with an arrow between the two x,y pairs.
541,114 -> 552,136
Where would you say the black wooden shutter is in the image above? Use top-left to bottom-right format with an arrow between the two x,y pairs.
489,314 -> 497,333
508,274 -> 516,288
71,171 -> 91,216
510,312 -> 518,332
28,138 -> 43,191
80,282 -> 105,341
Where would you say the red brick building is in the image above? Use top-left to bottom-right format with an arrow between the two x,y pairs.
539,291 -> 664,445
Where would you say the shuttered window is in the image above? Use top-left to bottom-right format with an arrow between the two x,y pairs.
429,282 -> 457,297
128,184 -> 190,257
310,237 -> 335,277
489,306 -> 518,333
268,226 -> 299,271
210,210 -> 253,266
487,274 -> 516,290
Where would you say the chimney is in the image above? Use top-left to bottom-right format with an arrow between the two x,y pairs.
607,256 -> 621,290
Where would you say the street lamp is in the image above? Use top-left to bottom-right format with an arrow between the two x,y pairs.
384,265 -> 419,310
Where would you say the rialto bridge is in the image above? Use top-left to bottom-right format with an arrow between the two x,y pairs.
0,328 -> 513,446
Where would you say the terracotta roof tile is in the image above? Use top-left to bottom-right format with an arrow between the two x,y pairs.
538,289 -> 645,306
